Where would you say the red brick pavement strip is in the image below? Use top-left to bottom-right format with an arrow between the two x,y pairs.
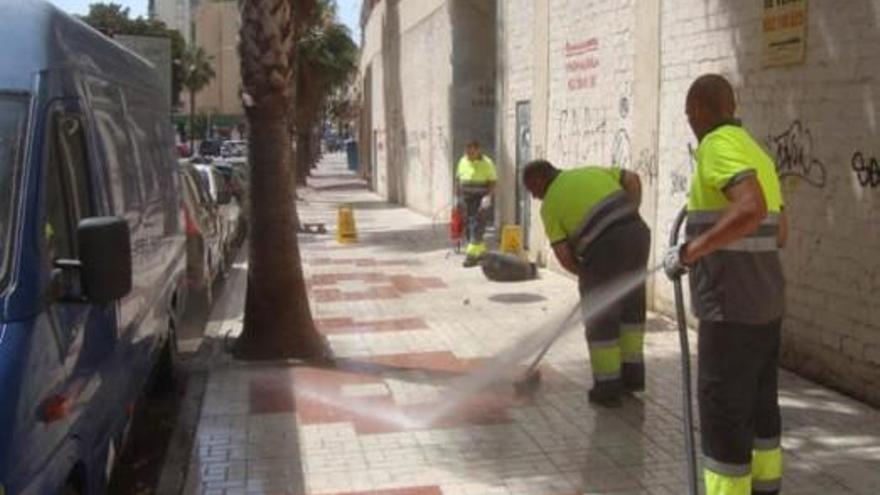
246,351 -> 572,434
310,274 -> 447,302
315,317 -> 429,334
307,257 -> 422,267
310,273 -> 390,285
318,486 -> 443,495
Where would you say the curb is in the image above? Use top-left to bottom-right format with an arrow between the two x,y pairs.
154,343 -> 216,495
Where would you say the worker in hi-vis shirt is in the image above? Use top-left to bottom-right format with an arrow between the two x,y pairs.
455,141 -> 497,267
523,160 -> 649,407
663,73 -> 787,495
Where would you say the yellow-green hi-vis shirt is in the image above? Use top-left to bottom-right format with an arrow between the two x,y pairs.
456,154 -> 497,194
539,166 -> 636,256
686,122 -> 785,324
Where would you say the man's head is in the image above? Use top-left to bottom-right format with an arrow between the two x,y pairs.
522,160 -> 560,200
465,141 -> 482,161
686,74 -> 736,141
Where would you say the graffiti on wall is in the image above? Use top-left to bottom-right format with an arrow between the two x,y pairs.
671,172 -> 689,195
610,128 -> 630,169
766,120 -> 827,188
565,37 -> 600,91
552,105 -> 608,165
669,142 -> 697,195
851,151 -> 880,189
608,128 -> 658,184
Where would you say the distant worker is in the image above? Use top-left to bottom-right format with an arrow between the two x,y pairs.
523,161 -> 649,407
663,74 -> 787,495
455,141 -> 497,267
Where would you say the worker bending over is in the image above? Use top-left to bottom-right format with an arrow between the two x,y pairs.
523,161 -> 649,407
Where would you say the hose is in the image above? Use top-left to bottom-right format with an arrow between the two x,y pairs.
670,206 -> 699,495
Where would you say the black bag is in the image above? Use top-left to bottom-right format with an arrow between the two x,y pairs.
480,251 -> 538,282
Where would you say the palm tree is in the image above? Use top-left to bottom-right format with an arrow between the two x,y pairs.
234,0 -> 329,360
179,45 -> 216,151
293,0 -> 358,184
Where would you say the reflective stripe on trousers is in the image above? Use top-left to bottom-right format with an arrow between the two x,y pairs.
752,436 -> 782,494
704,468 -> 751,495
588,338 -> 620,382
465,242 -> 486,258
704,456 -> 751,495
703,445 -> 783,495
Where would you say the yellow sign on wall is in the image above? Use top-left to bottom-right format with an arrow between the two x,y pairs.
763,0 -> 808,67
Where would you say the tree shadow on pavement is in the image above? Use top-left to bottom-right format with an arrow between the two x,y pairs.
359,223 -> 453,254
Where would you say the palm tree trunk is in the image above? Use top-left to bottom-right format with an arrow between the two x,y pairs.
235,0 -> 329,361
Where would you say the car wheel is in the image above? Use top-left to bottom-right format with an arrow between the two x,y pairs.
150,324 -> 178,395
60,481 -> 81,495
188,285 -> 213,321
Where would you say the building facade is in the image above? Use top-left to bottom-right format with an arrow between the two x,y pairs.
358,0 -> 496,215
192,0 -> 244,123
151,0 -> 192,42
359,0 -> 880,406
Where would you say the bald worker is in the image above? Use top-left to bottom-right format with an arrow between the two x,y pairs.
663,74 -> 787,495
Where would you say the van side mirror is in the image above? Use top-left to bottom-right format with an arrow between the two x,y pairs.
77,217 -> 132,304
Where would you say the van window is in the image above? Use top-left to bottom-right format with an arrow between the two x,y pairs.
0,95 -> 27,275
93,103 -> 140,212
45,111 -> 93,261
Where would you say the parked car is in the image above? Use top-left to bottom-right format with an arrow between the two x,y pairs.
214,160 -> 250,233
179,164 -> 224,310
220,139 -> 248,158
193,164 -> 242,260
198,138 -> 223,157
0,2 -> 187,493
176,142 -> 192,158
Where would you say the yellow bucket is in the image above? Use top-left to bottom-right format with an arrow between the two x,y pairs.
336,204 -> 358,244
500,224 -> 524,256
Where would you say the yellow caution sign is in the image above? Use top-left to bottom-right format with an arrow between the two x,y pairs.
500,224 -> 524,256
336,204 -> 358,244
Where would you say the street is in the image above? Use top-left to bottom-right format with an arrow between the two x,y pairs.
158,153 -> 880,495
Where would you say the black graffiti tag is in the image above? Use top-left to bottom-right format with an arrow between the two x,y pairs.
767,120 -> 827,188
851,152 -> 880,189
671,172 -> 689,195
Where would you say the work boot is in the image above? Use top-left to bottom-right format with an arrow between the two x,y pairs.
588,385 -> 622,408
622,363 -> 645,392
462,256 -> 481,268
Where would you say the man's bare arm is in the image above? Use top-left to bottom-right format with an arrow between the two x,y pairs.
552,242 -> 579,275
683,175 -> 767,264
620,170 -> 642,208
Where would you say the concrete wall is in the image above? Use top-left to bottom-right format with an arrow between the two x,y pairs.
495,0 -> 534,240
496,0 -> 661,276
193,1 -> 243,117
497,0 -> 880,404
654,0 -> 880,405
153,0 -> 192,42
358,0 -> 495,216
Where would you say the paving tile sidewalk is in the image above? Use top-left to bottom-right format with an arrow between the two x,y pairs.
182,153 -> 880,495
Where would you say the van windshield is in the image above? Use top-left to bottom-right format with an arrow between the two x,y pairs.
0,95 -> 27,275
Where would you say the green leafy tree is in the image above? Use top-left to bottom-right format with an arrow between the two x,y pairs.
179,46 -> 217,148
292,0 -> 359,184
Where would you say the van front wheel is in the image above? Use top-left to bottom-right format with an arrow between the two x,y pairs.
60,481 -> 81,495
151,326 -> 178,396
